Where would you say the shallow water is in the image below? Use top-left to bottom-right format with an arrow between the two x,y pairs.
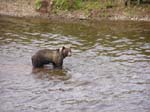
0,16 -> 150,112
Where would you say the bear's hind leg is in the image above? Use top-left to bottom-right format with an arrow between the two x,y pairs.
32,56 -> 44,68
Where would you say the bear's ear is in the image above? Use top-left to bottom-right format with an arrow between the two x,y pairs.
62,46 -> 65,49
59,46 -> 65,52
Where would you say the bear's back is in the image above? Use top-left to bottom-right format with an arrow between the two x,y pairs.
35,49 -> 61,60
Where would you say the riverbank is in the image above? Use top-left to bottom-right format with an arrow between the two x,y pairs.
0,0 -> 150,21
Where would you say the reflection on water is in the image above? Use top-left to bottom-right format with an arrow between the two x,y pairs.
0,16 -> 150,112
32,67 -> 71,81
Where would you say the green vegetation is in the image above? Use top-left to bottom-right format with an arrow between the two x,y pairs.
35,0 -> 149,11
34,0 -> 150,20
82,0 -> 115,10
53,0 -> 116,11
35,0 -> 42,10
82,1 -> 100,10
54,0 -> 82,10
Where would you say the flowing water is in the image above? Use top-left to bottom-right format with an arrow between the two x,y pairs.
0,16 -> 150,112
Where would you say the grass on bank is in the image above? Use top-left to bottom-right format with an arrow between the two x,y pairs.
35,0 -> 150,18
53,0 -> 115,11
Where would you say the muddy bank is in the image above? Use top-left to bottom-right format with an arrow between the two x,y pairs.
0,0 -> 40,17
0,0 -> 150,21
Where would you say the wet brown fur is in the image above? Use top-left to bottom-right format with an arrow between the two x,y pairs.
31,47 -> 71,69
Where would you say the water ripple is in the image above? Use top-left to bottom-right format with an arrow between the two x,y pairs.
0,17 -> 150,112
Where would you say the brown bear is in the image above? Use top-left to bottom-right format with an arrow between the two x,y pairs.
31,46 -> 71,69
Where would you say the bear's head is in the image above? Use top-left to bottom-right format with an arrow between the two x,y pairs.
60,46 -> 72,58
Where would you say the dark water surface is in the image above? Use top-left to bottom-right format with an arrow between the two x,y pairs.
0,16 -> 150,112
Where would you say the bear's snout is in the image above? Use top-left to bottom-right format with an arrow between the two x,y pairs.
68,51 -> 72,57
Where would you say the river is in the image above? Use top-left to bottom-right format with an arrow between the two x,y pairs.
0,16 -> 150,112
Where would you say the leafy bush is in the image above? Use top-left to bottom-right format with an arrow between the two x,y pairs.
35,0 -> 42,10
105,0 -> 114,8
54,0 -> 82,10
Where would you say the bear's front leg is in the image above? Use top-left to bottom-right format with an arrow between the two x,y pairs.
52,60 -> 63,69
